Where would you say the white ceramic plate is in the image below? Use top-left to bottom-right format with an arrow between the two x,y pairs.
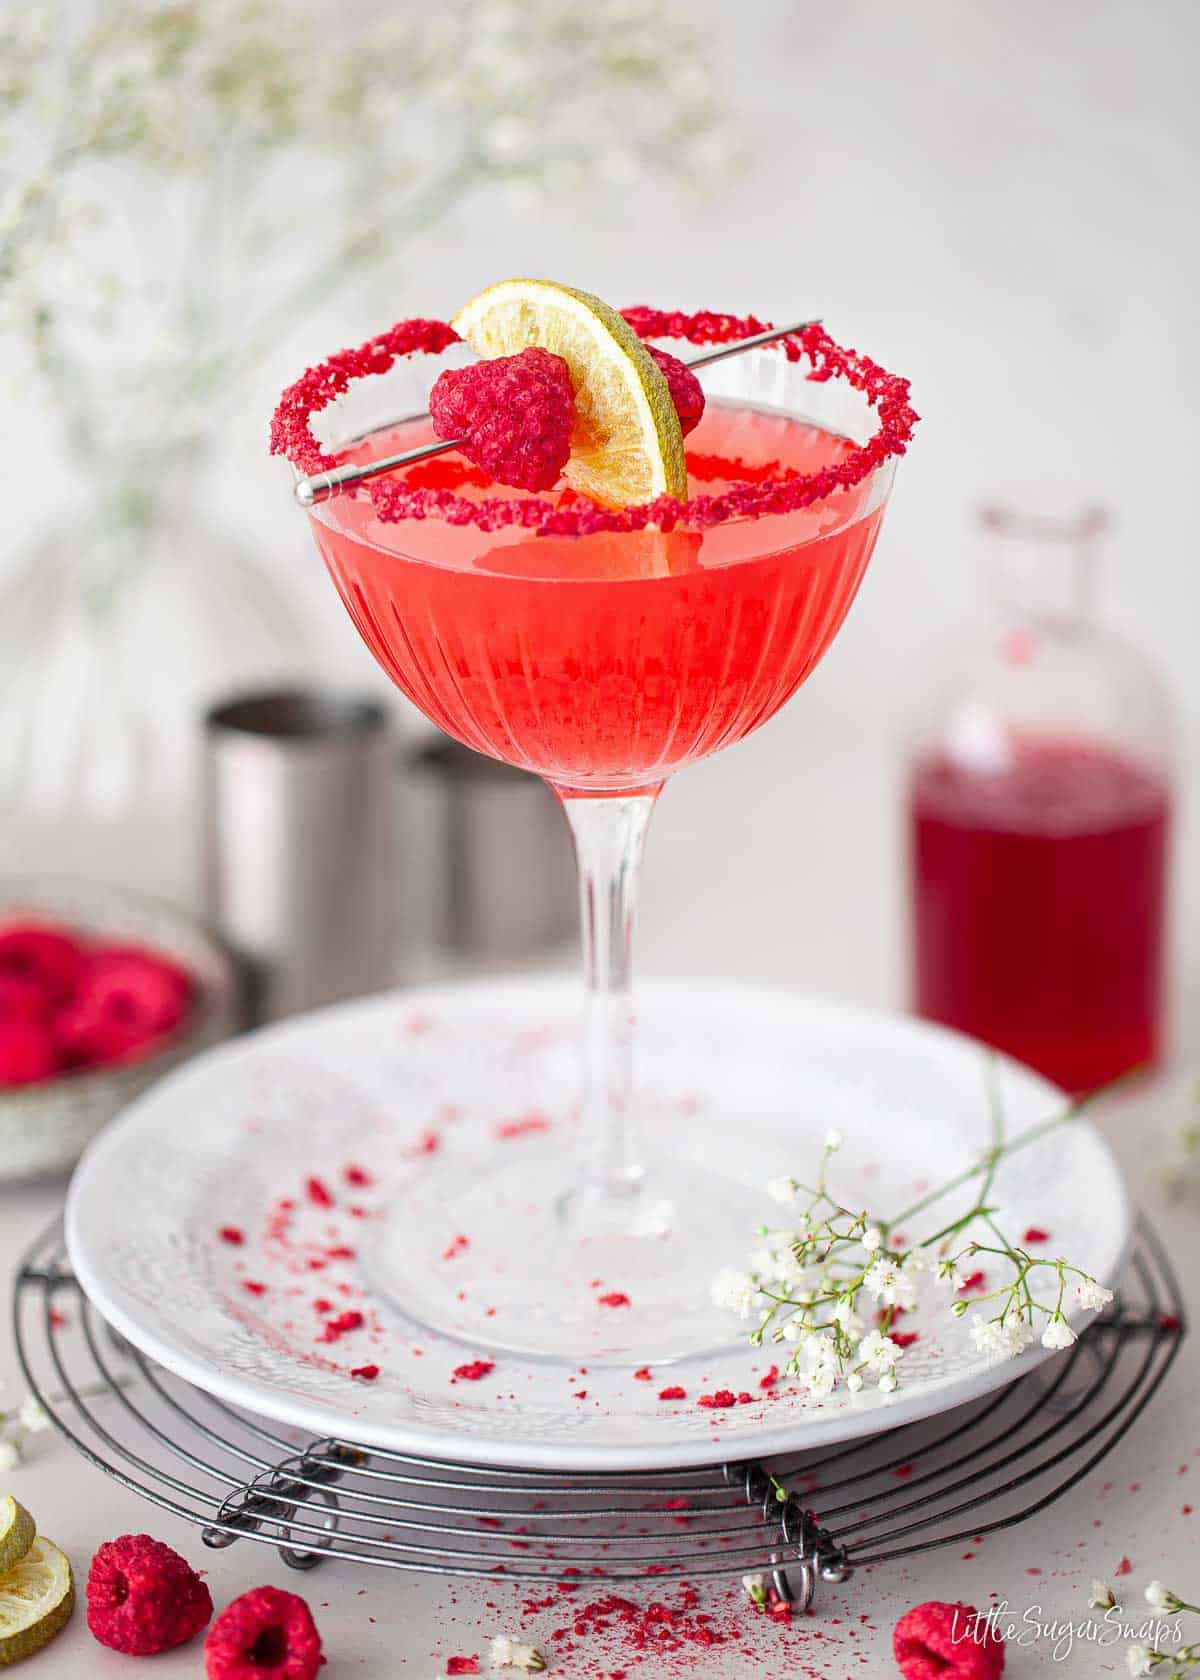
65,980 -> 1131,1472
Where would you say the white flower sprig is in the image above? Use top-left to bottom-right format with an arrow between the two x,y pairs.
714,1072 -> 1116,1399
1124,1578 -> 1200,1675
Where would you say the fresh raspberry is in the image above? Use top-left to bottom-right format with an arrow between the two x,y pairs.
205,1585 -> 322,1680
0,971 -> 51,1023
86,1534 -> 213,1656
0,1020 -> 57,1086
54,947 -> 191,1068
894,1601 -> 1005,1680
0,923 -> 84,1006
430,347 -> 575,491
647,345 -> 705,435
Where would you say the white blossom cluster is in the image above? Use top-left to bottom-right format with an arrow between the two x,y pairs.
713,1124 -> 1116,1401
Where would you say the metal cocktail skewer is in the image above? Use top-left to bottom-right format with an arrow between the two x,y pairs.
292,317 -> 821,508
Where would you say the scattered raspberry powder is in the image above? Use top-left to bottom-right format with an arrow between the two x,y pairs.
318,1309 -> 364,1343
87,1534 -> 213,1656
446,1659 -> 480,1675
1023,1227 -> 1050,1244
632,1367 -> 652,1381
204,1585 -> 322,1680
894,1601 -> 1004,1680
242,1280 -> 267,1296
430,347 -> 575,492
646,345 -> 705,434
1115,1555 -> 1133,1575
270,308 -> 916,539
350,1364 -> 380,1381
305,1175 -> 333,1207
453,1360 -> 495,1382
495,1113 -> 552,1140
759,1364 -> 779,1389
698,1390 -> 737,1409
343,1163 -> 373,1187
658,1386 -> 686,1401
219,1226 -> 244,1246
597,1291 -> 631,1308
957,1270 -> 987,1294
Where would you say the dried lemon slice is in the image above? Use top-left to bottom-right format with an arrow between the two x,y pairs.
451,279 -> 687,507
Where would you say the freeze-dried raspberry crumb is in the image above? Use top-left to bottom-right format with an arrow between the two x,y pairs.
305,1175 -> 333,1207
893,1601 -> 1004,1680
957,1270 -> 986,1294
698,1390 -> 737,1409
318,1310 -> 364,1343
892,1330 -> 920,1349
647,345 -> 705,435
1023,1227 -> 1050,1244
431,347 -> 574,492
658,1386 -> 686,1401
350,1364 -> 380,1381
204,1585 -> 322,1680
87,1534 -> 213,1656
495,1112 -> 552,1140
759,1365 -> 779,1389
343,1163 -> 373,1187
633,1367 -> 652,1381
219,1226 -> 244,1246
597,1292 -> 631,1308
453,1360 -> 495,1382
446,1659 -> 480,1675
271,308 -> 916,539
242,1280 -> 267,1296
1114,1555 -> 1133,1575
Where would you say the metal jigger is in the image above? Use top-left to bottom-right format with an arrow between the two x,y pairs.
202,690 -> 399,1023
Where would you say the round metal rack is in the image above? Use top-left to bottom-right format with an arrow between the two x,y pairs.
13,1217 -> 1184,1611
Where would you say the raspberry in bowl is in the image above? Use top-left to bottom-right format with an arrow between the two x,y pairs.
0,879 -> 238,1178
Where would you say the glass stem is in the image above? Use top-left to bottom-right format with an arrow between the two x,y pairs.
559,792 -> 659,1204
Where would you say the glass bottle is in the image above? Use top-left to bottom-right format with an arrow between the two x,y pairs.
906,498 -> 1173,1093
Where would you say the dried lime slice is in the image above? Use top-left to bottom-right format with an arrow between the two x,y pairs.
451,279 -> 687,508
0,1537 -> 74,1666
0,1502 -> 33,1582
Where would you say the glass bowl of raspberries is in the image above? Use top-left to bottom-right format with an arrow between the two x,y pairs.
0,879 -> 238,1178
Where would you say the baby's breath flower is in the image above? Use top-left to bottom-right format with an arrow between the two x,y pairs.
1089,1579 -> 1115,1609
711,1270 -> 760,1318
824,1129 -> 843,1152
0,1440 -> 20,1472
742,1573 -> 767,1607
878,1372 -> 898,1393
845,1371 -> 864,1393
17,1396 -> 49,1434
857,1329 -> 903,1374
1126,1646 -> 1161,1676
1041,1316 -> 1076,1350
767,1176 -> 799,1204
1075,1277 -> 1115,1313
862,1226 -> 883,1253
1143,1581 -> 1179,1613
862,1259 -> 916,1311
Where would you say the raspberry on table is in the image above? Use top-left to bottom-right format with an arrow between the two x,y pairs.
894,1601 -> 1005,1680
0,1020 -> 57,1086
430,347 -> 575,492
86,1533 -> 213,1656
0,924 -> 84,1007
647,346 -> 705,435
53,946 -> 191,1068
204,1584 -> 323,1680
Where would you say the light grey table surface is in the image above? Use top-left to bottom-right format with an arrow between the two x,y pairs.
1,1057 -> 1196,1679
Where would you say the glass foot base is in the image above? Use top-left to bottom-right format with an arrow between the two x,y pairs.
363,1145 -> 766,1366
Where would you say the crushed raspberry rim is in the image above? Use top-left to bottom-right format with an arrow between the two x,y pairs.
270,306 -> 918,538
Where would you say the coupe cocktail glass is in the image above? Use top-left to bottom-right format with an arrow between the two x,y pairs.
273,310 -> 915,1363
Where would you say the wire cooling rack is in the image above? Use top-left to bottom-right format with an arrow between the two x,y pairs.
13,1218 -> 1184,1612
